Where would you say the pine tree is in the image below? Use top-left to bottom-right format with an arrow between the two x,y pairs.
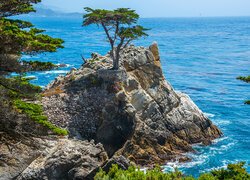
0,0 -> 65,135
0,0 -> 63,96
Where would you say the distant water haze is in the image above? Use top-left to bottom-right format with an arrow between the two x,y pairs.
41,0 -> 250,18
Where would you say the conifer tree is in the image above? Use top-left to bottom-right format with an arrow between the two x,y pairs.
0,0 -> 63,96
83,8 -> 148,70
0,0 -> 64,134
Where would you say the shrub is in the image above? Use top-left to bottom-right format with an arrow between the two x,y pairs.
95,162 -> 250,180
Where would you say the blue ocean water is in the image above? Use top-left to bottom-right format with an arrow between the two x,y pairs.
21,16 -> 250,176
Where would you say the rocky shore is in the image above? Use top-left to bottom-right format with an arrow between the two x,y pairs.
42,43 -> 222,163
0,43 -> 222,179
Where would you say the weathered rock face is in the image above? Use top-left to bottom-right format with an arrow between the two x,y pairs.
17,139 -> 108,180
42,43 -> 222,166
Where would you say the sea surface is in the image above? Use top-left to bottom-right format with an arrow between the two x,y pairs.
21,16 -> 250,176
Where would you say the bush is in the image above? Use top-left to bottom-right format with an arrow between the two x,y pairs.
94,162 -> 250,180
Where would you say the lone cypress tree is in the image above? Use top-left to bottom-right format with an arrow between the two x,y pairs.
83,7 -> 148,70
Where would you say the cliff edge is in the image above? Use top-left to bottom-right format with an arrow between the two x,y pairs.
42,43 -> 222,165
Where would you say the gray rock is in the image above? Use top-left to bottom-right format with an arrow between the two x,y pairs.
17,139 -> 108,180
41,43 -> 222,166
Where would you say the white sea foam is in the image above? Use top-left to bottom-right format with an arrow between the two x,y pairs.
212,136 -> 228,143
163,154 -> 209,172
39,70 -> 69,75
209,142 -> 236,153
163,136 -> 237,173
56,63 -> 71,67
216,119 -> 231,126
25,75 -> 37,80
204,112 -> 215,118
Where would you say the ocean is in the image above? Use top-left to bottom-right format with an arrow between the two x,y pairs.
21,16 -> 250,176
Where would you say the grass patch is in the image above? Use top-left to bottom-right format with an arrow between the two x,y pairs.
14,99 -> 68,136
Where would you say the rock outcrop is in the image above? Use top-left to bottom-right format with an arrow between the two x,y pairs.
17,139 -> 108,180
42,43 -> 222,166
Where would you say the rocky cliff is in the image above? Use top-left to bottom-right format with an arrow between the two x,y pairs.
41,43 -> 222,166
0,43 -> 222,179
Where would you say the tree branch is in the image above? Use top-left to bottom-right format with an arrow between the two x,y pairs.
123,39 -> 133,49
101,22 -> 114,48
113,21 -> 120,46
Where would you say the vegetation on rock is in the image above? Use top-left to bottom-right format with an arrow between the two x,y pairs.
83,7 -> 148,70
14,99 -> 68,135
95,162 -> 250,180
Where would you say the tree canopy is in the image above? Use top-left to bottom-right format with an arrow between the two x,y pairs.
83,7 -> 148,70
0,0 -> 41,17
0,0 -> 66,136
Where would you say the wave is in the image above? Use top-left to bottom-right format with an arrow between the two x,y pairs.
55,63 -> 72,67
25,75 -> 37,80
39,70 -> 69,75
209,142 -> 236,152
215,119 -> 231,126
212,136 -> 228,143
163,136 -> 237,173
204,112 -> 215,118
163,154 -> 209,172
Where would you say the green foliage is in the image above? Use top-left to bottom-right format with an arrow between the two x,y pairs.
0,0 -> 41,17
245,100 -> 250,105
83,7 -> 148,69
237,76 -> 250,83
94,162 -> 250,180
21,60 -> 57,71
14,99 -> 68,136
236,76 -> 250,105
95,164 -> 191,180
0,0 -> 63,77
0,76 -> 41,99
200,162 -> 250,180
0,0 -> 65,136
0,18 -> 64,56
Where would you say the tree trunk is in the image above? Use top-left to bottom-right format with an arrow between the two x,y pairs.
112,48 -> 120,70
